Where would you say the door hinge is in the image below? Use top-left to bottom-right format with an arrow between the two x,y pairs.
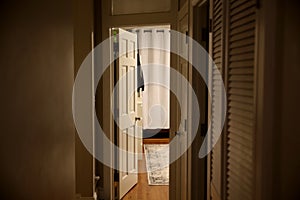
114,175 -> 119,182
256,0 -> 260,9
200,123 -> 208,137
185,31 -> 189,44
209,18 -> 212,33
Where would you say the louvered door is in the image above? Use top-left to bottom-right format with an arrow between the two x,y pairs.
209,0 -> 224,199
226,0 -> 257,199
209,0 -> 257,199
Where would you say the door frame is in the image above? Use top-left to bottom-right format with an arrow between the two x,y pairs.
175,2 -> 190,200
99,0 -> 178,199
189,0 -> 210,199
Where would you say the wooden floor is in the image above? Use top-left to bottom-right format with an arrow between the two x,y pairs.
122,139 -> 169,200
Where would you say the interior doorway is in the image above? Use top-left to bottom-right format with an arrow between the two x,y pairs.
112,25 -> 171,200
190,1 -> 209,200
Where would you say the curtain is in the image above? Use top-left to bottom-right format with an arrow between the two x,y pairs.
131,28 -> 170,129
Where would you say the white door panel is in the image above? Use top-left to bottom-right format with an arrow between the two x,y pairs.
115,28 -> 138,199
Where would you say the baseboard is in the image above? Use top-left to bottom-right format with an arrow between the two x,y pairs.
76,193 -> 97,200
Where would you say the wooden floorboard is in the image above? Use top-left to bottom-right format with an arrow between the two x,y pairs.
122,142 -> 169,200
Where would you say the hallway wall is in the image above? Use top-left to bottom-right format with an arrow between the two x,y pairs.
273,0 -> 300,198
0,0 -> 75,199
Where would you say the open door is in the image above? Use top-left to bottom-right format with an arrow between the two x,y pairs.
114,28 -> 138,199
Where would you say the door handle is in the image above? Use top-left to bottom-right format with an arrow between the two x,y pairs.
175,131 -> 181,136
200,123 -> 208,137
135,117 -> 141,121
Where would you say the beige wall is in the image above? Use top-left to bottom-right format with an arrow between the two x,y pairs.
0,0 -> 75,199
273,0 -> 300,198
257,0 -> 300,199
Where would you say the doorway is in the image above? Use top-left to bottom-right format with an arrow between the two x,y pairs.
112,25 -> 171,200
190,1 -> 209,200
